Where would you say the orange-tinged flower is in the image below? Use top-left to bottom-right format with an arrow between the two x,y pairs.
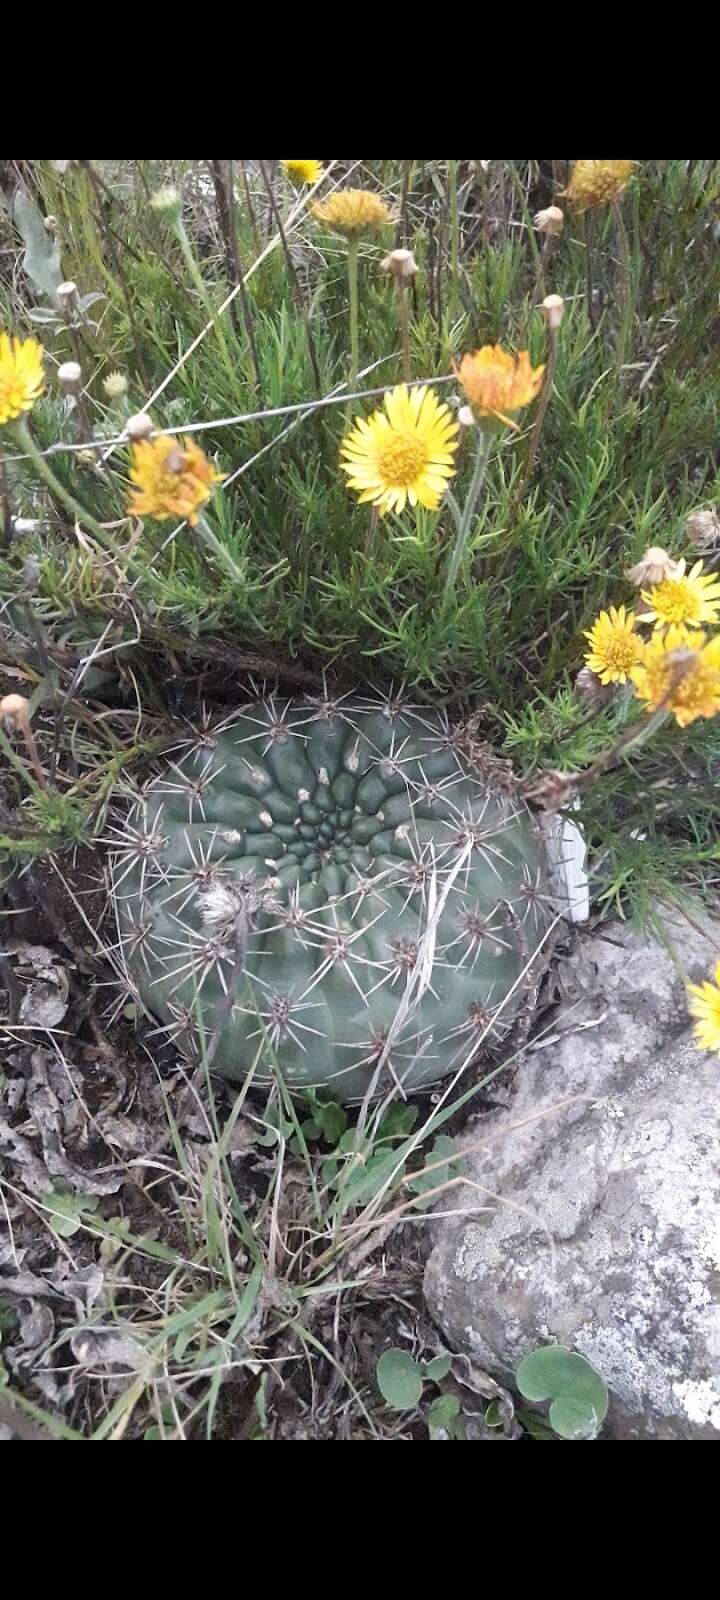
630,625 -> 720,727
561,161 -> 636,212
128,435 -> 223,526
0,333 -> 45,424
312,189 -> 393,237
687,961 -> 720,1053
454,346 -> 544,429
583,605 -> 642,684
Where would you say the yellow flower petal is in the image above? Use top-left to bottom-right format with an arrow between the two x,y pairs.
340,385 -> 459,517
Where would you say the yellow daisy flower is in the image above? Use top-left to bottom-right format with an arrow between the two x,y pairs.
0,332 -> 45,425
583,605 -> 642,684
639,558 -> 720,631
128,435 -> 224,526
561,161 -> 637,212
312,189 -> 393,238
340,384 -> 459,515
687,961 -> 720,1054
454,346 -> 544,430
282,160 -> 324,188
630,625 -> 720,727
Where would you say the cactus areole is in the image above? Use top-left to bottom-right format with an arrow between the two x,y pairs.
113,696 -> 553,1101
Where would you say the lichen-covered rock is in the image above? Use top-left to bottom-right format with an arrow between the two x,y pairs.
111,694 -> 553,1101
424,910 -> 720,1438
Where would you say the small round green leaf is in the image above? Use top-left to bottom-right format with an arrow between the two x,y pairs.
422,1354 -> 452,1381
428,1393 -> 461,1432
376,1348 -> 424,1410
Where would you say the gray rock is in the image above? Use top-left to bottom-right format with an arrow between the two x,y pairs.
424,909 -> 720,1439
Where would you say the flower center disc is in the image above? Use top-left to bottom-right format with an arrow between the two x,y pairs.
376,429 -> 427,487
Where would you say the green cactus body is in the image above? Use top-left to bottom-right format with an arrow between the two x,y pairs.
112,695 -> 553,1101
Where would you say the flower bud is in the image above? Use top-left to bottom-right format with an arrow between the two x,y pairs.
151,186 -> 182,222
57,360 -> 82,393
44,215 -> 58,233
103,371 -> 129,400
625,547 -> 680,587
0,693 -> 31,733
534,206 -> 565,237
125,412 -> 155,441
542,293 -> 564,330
382,248 -> 418,280
457,405 -> 476,430
684,508 -> 720,550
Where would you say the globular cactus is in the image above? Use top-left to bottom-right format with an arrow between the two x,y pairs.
111,694 -> 554,1102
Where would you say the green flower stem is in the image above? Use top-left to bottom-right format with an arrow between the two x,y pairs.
346,236 -> 360,390
12,419 -> 117,552
441,426 -> 494,611
175,218 -> 235,379
447,160 -> 460,313
0,724 -> 45,797
513,324 -> 559,506
395,275 -> 411,383
612,199 -> 634,388
195,513 -> 245,586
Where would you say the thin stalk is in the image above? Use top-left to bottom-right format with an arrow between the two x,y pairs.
257,160 -> 321,394
238,160 -> 262,256
581,211 -> 596,331
441,426 -> 494,610
508,161 -> 543,279
195,513 -> 245,586
612,198 -> 634,386
447,159 -> 459,314
174,216 -> 235,381
12,419 -> 116,551
513,323 -> 558,506
347,235 -> 360,389
395,274 -> 411,382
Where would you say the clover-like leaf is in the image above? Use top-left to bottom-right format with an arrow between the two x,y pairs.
376,1348 -> 424,1410
516,1345 -> 608,1440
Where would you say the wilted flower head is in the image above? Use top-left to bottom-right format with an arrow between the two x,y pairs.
561,161 -> 636,212
128,435 -> 224,526
340,384 -> 458,516
312,189 -> 393,238
454,346 -> 544,429
382,248 -> 418,280
685,508 -> 720,551
542,294 -> 564,330
56,281 -> 78,311
534,206 -> 565,236
57,361 -> 82,391
0,693 -> 31,732
574,664 -> 618,709
103,371 -> 128,400
125,412 -> 155,441
631,626 -> 720,727
638,558 -> 720,631
282,160 -> 324,187
625,546 -> 680,588
0,333 -> 45,425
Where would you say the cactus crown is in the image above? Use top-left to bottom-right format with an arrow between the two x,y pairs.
111,694 -> 554,1101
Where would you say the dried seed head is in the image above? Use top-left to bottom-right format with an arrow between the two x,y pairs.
57,360 -> 82,392
625,546 -> 680,587
56,281 -> 78,310
0,693 -> 31,733
534,206 -> 565,237
542,294 -> 565,330
125,412 -> 155,442
150,186 -> 182,222
574,664 -> 618,709
382,248 -> 418,280
103,371 -> 128,400
685,509 -> 720,551
44,215 -> 58,233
